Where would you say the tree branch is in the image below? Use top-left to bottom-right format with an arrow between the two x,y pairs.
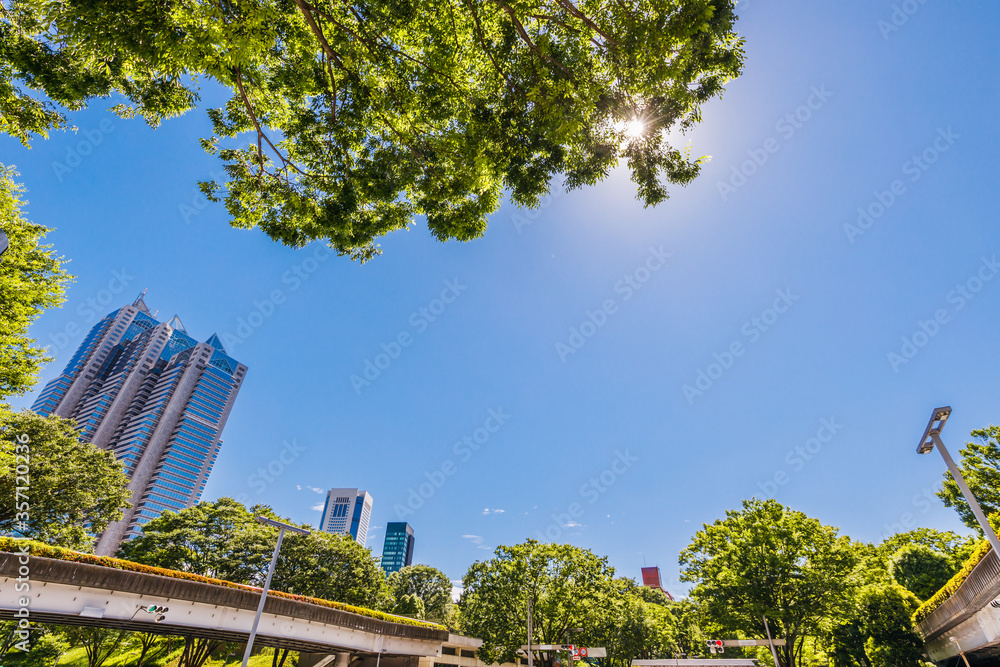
495,0 -> 573,77
291,0 -> 430,160
232,68 -> 307,179
552,0 -> 618,47
463,0 -> 525,96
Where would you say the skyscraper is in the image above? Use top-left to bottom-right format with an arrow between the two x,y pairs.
32,293 -> 247,555
381,522 -> 415,575
319,488 -> 373,545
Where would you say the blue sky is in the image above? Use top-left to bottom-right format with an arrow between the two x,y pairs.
5,0 -> 1000,595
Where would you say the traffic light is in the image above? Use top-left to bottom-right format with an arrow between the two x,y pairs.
706,640 -> 724,654
139,605 -> 169,622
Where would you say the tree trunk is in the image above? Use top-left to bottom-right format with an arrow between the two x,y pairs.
179,637 -> 223,667
85,629 -> 127,667
0,623 -> 18,660
272,647 -> 291,667
134,632 -> 172,667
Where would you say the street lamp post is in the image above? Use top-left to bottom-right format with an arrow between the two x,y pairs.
950,637 -> 972,667
762,616 -> 781,667
526,594 -> 533,667
917,407 -> 1000,556
240,517 -> 311,667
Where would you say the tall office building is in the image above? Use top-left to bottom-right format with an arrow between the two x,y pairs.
32,293 -> 247,555
381,522 -> 415,575
319,489 -> 373,545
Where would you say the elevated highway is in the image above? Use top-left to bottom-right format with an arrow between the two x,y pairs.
917,548 -> 1000,665
0,552 -> 448,663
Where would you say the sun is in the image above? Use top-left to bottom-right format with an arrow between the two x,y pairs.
625,118 -> 646,138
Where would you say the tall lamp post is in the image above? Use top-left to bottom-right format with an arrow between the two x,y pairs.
526,594 -> 533,667
917,407 -> 1000,556
240,517 -> 311,667
950,637 -> 972,667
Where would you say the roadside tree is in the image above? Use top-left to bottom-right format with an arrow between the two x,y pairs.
679,499 -> 857,667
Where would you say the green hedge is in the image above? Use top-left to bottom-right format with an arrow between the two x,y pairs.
913,539 -> 991,624
0,537 -> 444,630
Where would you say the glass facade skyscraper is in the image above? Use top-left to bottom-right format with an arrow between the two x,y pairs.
319,488 -> 373,545
381,522 -> 415,575
31,293 -> 247,555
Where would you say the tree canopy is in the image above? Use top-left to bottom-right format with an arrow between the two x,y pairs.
2,0 -> 744,260
876,527 -> 977,570
269,528 -> 392,609
593,578 -> 678,666
393,593 -> 427,619
0,406 -> 131,551
677,516 -> 956,666
937,425 -> 1000,533
0,165 -> 71,400
118,497 -> 274,582
459,540 -> 675,667
387,564 -> 453,622
828,582 -> 925,667
120,497 -> 391,608
888,544 -> 956,602
679,498 -> 857,667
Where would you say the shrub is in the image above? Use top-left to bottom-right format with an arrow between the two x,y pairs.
913,540 -> 991,624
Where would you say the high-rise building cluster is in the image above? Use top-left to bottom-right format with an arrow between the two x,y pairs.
316,489 -> 416,574
32,293 -> 247,555
34,293 -> 418,571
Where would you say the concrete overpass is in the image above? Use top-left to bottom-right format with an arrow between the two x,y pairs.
0,552 -> 448,667
917,547 -> 1000,665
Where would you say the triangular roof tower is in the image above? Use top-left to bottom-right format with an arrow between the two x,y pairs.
205,333 -> 227,353
133,289 -> 151,314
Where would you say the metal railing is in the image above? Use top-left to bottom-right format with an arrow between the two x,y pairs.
918,547 -> 1000,640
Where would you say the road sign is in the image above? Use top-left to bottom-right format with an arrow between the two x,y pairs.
724,639 -> 787,647
520,646 -> 606,658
